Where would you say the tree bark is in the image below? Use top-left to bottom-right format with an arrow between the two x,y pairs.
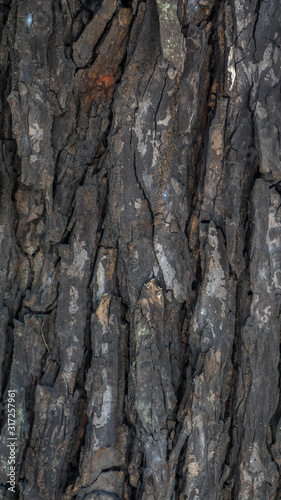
1,0 -> 281,498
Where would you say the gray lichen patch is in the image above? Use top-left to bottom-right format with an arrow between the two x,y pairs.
156,0 -> 185,73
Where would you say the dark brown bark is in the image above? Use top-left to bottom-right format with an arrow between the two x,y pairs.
1,0 -> 281,498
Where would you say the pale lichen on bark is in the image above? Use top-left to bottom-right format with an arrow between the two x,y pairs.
155,0 -> 185,72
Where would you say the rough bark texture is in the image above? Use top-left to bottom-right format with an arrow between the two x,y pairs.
0,0 -> 281,498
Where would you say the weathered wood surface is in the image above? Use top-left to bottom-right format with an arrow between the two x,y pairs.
0,0 -> 281,498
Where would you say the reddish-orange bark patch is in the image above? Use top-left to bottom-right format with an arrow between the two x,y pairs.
82,69 -> 116,108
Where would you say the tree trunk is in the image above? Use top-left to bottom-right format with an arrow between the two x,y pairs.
1,0 -> 281,498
